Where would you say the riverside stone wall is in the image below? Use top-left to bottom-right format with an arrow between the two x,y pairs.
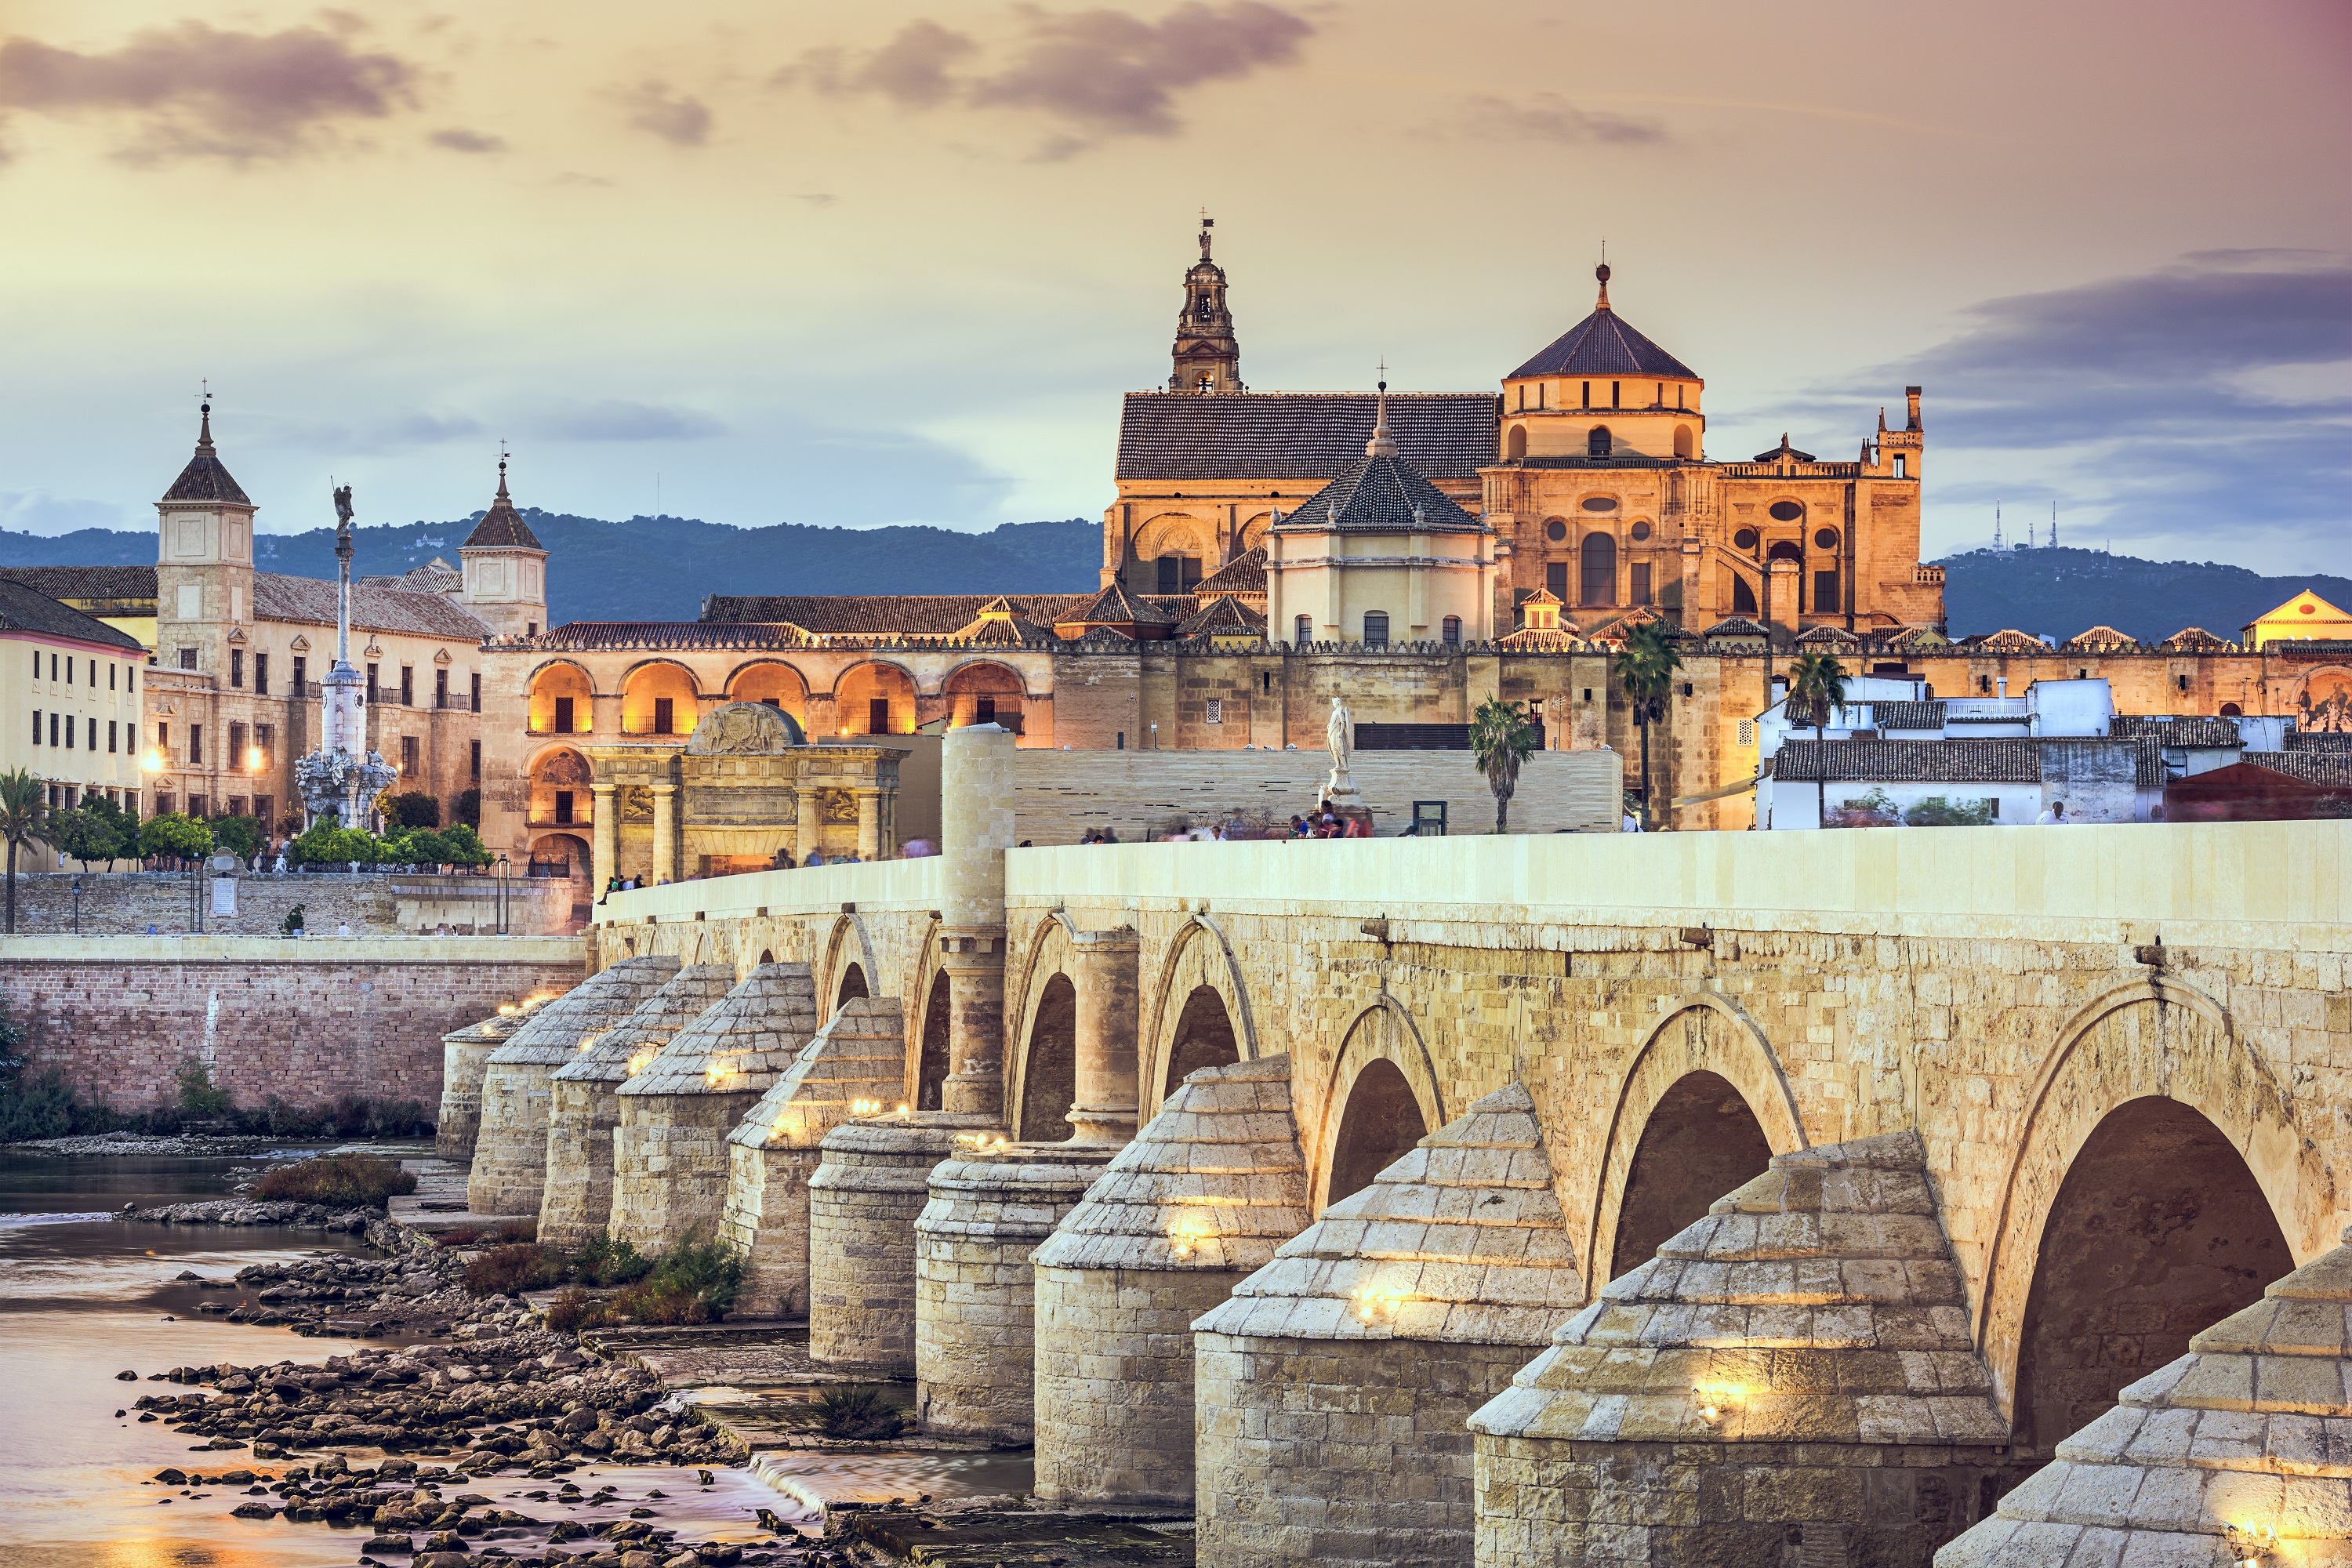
0,871 -> 572,938
0,935 -> 581,1112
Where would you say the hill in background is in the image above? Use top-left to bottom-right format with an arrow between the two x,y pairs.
1936,546 -> 2352,644
2,516 -> 2340,644
0,513 -> 1104,622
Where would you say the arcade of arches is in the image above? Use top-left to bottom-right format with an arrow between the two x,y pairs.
582,819 -> 2346,1496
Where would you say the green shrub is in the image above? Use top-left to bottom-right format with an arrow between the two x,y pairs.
252,1152 -> 417,1206
611,1276 -> 715,1326
174,1057 -> 234,1118
569,1233 -> 654,1287
1904,794 -> 2000,828
814,1384 -> 905,1441
454,789 -> 481,829
463,1243 -> 564,1298
289,822 -> 377,867
281,903 -> 307,936
544,1287 -> 611,1335
435,823 -> 493,867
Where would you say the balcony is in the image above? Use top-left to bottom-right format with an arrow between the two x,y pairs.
435,693 -> 481,712
528,724 -> 595,738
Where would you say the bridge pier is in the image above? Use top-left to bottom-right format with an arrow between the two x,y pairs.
436,1004 -> 535,1162
541,964 -> 736,1248
1469,1129 -> 2016,1568
1193,1082 -> 1584,1568
722,996 -> 909,1317
608,961 -> 819,1253
466,955 -> 679,1217
1030,1054 -> 1312,1507
808,1113 -> 996,1371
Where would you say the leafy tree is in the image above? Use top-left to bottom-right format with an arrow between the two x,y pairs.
388,791 -> 441,828
1613,620 -> 1684,830
1468,695 -> 1541,834
209,813 -> 264,860
49,808 -> 125,871
174,1056 -> 233,1118
140,811 -> 215,865
454,789 -> 481,829
1786,653 -> 1851,829
290,821 -> 376,866
436,822 -> 493,867
386,826 -> 448,866
0,768 -> 60,933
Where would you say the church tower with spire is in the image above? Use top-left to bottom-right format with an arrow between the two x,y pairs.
1170,215 -> 1243,393
154,394 -> 259,679
457,449 -> 549,641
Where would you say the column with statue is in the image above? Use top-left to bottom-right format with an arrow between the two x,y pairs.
292,485 -> 397,831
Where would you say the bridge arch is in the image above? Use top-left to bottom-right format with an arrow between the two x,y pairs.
1007,913 -> 1080,1143
1585,995 -> 1806,1288
818,912 -> 879,1022
1977,978 -> 2329,1436
904,919 -> 949,1110
1142,916 -> 1259,1119
1310,998 -> 1446,1214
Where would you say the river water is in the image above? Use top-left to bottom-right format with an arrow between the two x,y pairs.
0,1148 -> 793,1567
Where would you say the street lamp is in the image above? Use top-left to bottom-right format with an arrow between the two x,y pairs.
71,877 -> 82,935
495,854 -> 510,935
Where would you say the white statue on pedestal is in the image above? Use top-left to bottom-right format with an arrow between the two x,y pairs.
1324,696 -> 1360,804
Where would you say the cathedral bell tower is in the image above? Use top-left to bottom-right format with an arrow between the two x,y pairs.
458,448 -> 550,641
1170,215 -> 1243,393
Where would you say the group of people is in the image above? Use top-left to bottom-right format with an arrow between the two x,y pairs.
1290,807 -> 1371,839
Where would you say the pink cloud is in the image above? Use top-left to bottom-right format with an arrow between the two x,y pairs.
0,20 -> 416,163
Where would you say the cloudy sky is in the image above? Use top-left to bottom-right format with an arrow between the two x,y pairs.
0,0 -> 2346,571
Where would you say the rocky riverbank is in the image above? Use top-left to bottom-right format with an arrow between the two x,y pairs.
119,1323 -> 826,1565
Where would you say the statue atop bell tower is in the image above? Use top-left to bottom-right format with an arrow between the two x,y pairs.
1169,213 -> 1243,394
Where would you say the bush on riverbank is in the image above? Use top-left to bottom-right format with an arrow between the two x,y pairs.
469,1231 -> 741,1325
252,1152 -> 417,1205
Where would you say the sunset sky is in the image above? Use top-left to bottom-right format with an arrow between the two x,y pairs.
0,0 -> 2346,571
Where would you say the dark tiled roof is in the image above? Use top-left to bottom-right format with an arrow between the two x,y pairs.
1061,579 -> 1178,626
2061,625 -> 2141,652
2111,716 -> 2243,747
0,579 -> 151,651
2157,626 -> 2236,652
1114,391 -> 1499,481
1193,546 -> 1266,597
461,475 -> 544,550
1795,625 -> 1862,645
1174,595 -> 1265,638
1507,301 -> 1698,381
1886,626 -> 1954,650
2252,751 -> 2352,788
1702,615 -> 1769,639
1750,435 -> 1819,463
2287,729 -> 2352,752
162,411 -> 252,505
1773,738 -> 2042,784
0,565 -> 160,606
525,621 -> 811,652
252,572 -> 491,641
1872,700 -> 1947,731
1968,630 -> 2049,655
1065,624 -> 1139,650
1271,446 -> 1483,535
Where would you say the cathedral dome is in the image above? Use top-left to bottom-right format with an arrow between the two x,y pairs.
1506,263 -> 1699,381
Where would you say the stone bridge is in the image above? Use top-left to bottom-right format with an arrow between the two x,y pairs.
458,728 -> 2352,1568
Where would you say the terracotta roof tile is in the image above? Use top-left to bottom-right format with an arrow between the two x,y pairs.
161,411 -> 252,505
1272,448 -> 1483,535
1773,738 -> 2043,784
1193,546 -> 1266,597
2060,625 -> 2141,652
2154,626 -> 2236,652
1174,595 -> 1265,638
252,572 -> 491,641
2110,715 -> 2242,747
1871,699 -> 1947,731
0,565 -> 160,607
2255,750 -> 2352,787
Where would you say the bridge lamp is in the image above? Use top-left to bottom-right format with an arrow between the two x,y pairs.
1690,1382 -> 1743,1427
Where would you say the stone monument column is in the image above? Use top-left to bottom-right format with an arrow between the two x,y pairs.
590,783 -> 618,891
938,723 -> 1014,1120
794,782 -> 822,862
651,782 -> 677,884
854,787 -> 882,860
1065,925 -> 1142,1145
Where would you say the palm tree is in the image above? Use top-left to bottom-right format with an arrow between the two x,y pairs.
1613,620 -> 1683,829
1468,695 -> 1541,834
0,768 -> 59,934
1786,652 -> 1850,828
